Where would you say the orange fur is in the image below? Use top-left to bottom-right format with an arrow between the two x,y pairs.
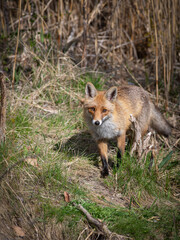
82,82 -> 171,177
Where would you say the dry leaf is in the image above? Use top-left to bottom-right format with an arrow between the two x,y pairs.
13,225 -> 25,237
64,191 -> 70,202
25,157 -> 38,167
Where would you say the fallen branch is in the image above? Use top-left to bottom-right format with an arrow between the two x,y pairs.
74,203 -> 132,240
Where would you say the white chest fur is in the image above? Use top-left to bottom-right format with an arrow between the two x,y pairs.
87,118 -> 122,140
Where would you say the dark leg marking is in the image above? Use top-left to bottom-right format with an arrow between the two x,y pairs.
101,156 -> 109,177
117,149 -> 122,168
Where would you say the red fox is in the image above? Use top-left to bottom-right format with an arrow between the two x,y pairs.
82,82 -> 171,177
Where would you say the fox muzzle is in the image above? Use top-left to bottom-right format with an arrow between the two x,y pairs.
92,119 -> 102,126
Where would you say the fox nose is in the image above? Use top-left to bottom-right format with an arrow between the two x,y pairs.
95,120 -> 100,126
92,119 -> 102,126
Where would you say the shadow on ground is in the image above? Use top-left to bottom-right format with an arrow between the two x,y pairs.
54,131 -> 119,168
54,131 -> 99,165
54,131 -> 129,207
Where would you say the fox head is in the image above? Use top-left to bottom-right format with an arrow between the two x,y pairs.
83,82 -> 118,126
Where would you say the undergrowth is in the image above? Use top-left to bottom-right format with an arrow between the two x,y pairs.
104,151 -> 178,201
0,44 -> 179,240
1,89 -> 179,239
43,200 -> 179,240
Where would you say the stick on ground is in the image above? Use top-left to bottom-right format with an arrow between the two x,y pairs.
74,203 -> 132,240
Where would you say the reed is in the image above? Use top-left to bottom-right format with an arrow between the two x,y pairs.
0,0 -> 179,107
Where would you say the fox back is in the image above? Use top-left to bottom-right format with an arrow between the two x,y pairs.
83,82 -> 171,140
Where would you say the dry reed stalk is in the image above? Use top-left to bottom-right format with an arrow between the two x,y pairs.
0,73 -> 6,144
82,0 -> 88,67
0,1 -> 9,35
41,0 -> 45,39
94,1 -> 98,70
152,0 -> 178,110
57,0 -> 61,49
0,0 -> 179,99
12,0 -> 22,88
111,0 -> 116,66
130,13 -> 135,60
152,0 -> 159,104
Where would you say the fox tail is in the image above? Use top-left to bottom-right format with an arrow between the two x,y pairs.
150,103 -> 171,137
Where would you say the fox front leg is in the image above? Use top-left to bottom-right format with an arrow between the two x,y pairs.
117,134 -> 126,168
97,140 -> 109,177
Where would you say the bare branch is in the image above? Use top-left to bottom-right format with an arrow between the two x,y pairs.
74,203 -> 132,240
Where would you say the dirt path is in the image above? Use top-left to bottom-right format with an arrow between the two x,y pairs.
67,159 -> 129,208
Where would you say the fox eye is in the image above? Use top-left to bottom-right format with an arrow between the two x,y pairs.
89,107 -> 95,112
102,109 -> 107,113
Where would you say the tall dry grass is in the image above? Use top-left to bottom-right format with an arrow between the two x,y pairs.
0,0 -> 179,107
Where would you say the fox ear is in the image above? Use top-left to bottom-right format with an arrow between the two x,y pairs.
106,87 -> 118,101
85,82 -> 97,98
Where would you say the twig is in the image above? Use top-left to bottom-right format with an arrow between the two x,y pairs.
85,229 -> 95,240
172,138 -> 180,149
122,29 -> 138,59
122,64 -> 143,89
157,134 -> 171,149
115,56 -> 143,89
74,203 -> 132,240
77,227 -> 88,240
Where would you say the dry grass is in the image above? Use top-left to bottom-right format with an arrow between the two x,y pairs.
0,2 -> 179,238
1,0 -> 180,106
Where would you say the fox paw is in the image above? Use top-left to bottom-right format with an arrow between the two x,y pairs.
101,168 -> 109,177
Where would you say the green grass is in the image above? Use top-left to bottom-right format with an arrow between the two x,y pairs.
43,200 -> 179,240
0,109 -> 33,166
0,70 -> 179,240
71,72 -> 104,92
103,150 -> 178,202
